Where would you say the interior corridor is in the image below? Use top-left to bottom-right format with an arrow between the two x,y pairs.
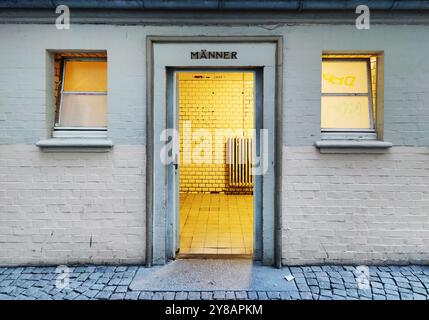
179,194 -> 253,255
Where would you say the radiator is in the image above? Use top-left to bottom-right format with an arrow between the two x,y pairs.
227,137 -> 254,187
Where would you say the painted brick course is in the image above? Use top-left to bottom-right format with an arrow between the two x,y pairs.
282,146 -> 429,265
0,145 -> 146,266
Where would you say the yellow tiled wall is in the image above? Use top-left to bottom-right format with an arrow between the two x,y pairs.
178,72 -> 254,194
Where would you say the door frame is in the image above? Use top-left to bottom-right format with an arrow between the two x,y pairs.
167,68 -> 263,260
146,36 -> 283,267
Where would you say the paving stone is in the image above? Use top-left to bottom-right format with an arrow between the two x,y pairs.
74,286 -> 88,294
372,288 -> 385,295
116,267 -> 128,272
310,286 -> 320,294
320,289 -> 332,297
266,291 -> 280,300
346,289 -> 358,298
82,279 -> 97,287
332,283 -> 345,290
296,282 -> 310,292
188,291 -> 201,300
0,286 -> 15,294
371,281 -> 383,289
124,291 -> 140,300
385,289 -> 399,296
96,278 -> 110,285
410,281 -> 424,288
95,291 -> 112,300
83,289 -> 99,298
108,278 -> 121,286
397,282 -> 411,289
319,281 -> 331,289
175,291 -> 188,300
247,291 -> 258,300
300,292 -> 313,300
333,289 -> 347,297
90,284 -> 105,291
235,291 -> 248,300
381,278 -> 396,286
257,291 -> 269,300
400,292 -> 414,300
162,292 -> 176,300
225,291 -> 235,300
110,293 -> 125,300
103,286 -> 116,292
152,292 -> 164,300
213,291 -> 226,300
119,278 -> 133,286
413,293 -> 427,300
138,291 -> 154,300
201,291 -> 213,300
115,286 -> 128,293
288,291 -> 301,300
304,272 -> 316,279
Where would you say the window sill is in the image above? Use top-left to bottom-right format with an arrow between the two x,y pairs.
36,138 -> 113,152
314,140 -> 393,154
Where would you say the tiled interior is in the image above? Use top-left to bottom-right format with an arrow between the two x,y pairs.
179,194 -> 253,255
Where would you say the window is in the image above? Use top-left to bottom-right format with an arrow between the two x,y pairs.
321,54 -> 378,139
55,53 -> 107,131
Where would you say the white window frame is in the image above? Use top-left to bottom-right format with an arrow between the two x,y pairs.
321,57 -> 376,140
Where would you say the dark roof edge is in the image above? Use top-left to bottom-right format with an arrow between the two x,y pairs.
1,1 -> 429,11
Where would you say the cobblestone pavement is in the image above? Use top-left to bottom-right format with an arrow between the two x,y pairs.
0,265 -> 428,300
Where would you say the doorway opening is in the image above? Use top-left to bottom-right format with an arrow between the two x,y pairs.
176,71 -> 256,258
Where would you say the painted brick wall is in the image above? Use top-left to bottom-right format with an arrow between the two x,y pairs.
178,72 -> 254,194
0,24 -> 428,266
282,146 -> 429,265
0,145 -> 146,266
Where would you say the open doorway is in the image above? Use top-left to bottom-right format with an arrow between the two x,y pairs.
176,71 -> 256,257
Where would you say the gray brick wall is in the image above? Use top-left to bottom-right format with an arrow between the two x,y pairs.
1,25 -> 429,146
282,146 -> 429,265
0,145 -> 146,266
0,24 -> 428,265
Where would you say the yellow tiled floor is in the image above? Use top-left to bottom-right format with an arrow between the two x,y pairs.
179,193 -> 253,255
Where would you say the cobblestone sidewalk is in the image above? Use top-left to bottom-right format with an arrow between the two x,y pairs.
0,265 -> 428,300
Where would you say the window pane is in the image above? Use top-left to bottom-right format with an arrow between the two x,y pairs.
322,61 -> 368,94
321,96 -> 371,129
60,94 -> 107,127
63,61 -> 107,92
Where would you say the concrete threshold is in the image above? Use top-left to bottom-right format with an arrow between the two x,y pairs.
129,259 -> 297,292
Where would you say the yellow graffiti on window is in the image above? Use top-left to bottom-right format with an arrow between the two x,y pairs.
321,61 -> 368,94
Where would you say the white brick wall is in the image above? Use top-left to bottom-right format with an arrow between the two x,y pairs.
0,145 -> 146,266
282,146 -> 429,265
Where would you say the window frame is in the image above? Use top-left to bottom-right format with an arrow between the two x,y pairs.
54,56 -> 108,134
321,57 -> 376,140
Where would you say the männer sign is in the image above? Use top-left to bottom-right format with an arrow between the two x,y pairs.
191,49 -> 238,60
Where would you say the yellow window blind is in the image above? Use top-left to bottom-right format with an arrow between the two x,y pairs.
63,61 -> 107,92
321,96 -> 370,129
